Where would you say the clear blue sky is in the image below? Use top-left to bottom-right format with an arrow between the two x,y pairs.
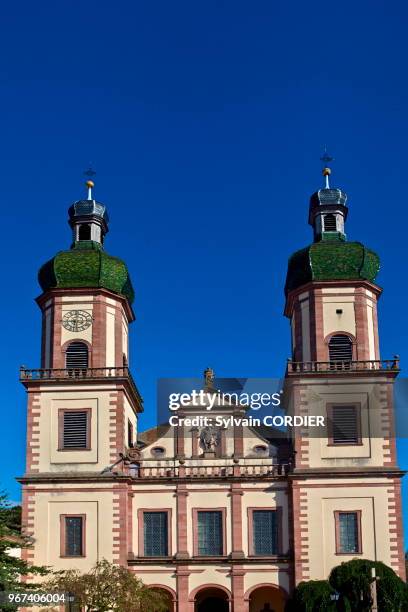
1,0 -> 408,542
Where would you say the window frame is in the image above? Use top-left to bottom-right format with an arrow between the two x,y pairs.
192,508 -> 227,557
323,213 -> 337,232
326,332 -> 356,364
60,514 -> 86,558
247,507 -> 282,557
127,419 -> 134,448
334,510 -> 362,555
138,509 -> 172,558
58,408 -> 92,451
327,403 -> 362,446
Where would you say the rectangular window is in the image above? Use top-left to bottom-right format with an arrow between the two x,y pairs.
143,512 -> 169,557
59,409 -> 90,450
328,404 -> 361,445
335,511 -> 361,554
196,510 -> 224,556
61,515 -> 85,557
252,510 -> 278,555
128,420 -> 134,448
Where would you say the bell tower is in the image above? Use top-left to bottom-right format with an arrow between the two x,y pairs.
37,177 -> 135,371
284,156 -> 405,584
19,176 -> 142,571
285,158 -> 381,366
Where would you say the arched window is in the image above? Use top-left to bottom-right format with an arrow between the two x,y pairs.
329,334 -> 353,366
66,342 -> 89,372
324,214 -> 337,231
78,224 -> 91,241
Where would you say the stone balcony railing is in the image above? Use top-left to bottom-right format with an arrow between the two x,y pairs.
19,366 -> 143,403
129,461 -> 291,479
286,357 -> 400,374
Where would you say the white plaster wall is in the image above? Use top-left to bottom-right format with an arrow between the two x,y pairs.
188,566 -> 230,592
293,379 -> 393,468
124,396 -> 138,445
304,484 -> 393,579
241,487 -> 289,556
50,397 -> 99,464
106,307 -> 116,367
300,298 -> 311,361
132,489 -> 177,556
367,302 -> 376,360
122,319 -> 129,361
35,386 -> 120,472
44,308 -> 52,368
32,490 -> 114,570
243,567 -> 290,597
322,296 -> 356,339
186,490 -> 232,555
140,432 -> 175,459
60,299 -> 94,346
134,570 -> 176,592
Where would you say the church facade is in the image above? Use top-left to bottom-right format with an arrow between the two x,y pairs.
19,168 -> 405,612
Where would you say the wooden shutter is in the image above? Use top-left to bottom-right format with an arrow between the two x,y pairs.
60,410 -> 90,449
330,405 -> 360,444
66,342 -> 89,370
329,335 -> 353,362
324,214 -> 337,231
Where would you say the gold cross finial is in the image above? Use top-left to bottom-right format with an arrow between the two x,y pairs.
320,147 -> 334,188
84,166 -> 96,199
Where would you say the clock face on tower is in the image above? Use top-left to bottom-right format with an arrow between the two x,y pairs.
62,310 -> 93,332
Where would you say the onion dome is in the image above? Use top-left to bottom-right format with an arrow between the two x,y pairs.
38,242 -> 135,303
38,173 -> 135,304
68,198 -> 109,223
285,241 -> 380,296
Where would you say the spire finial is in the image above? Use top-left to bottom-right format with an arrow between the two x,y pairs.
84,166 -> 96,200
320,147 -> 334,189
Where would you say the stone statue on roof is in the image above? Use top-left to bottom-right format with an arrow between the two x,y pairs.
199,426 -> 219,452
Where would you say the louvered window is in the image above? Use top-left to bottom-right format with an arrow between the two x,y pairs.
330,405 -> 360,444
324,214 -> 337,231
329,334 -> 352,363
66,342 -> 89,370
197,511 -> 223,556
337,512 -> 360,553
64,516 -> 84,556
60,410 -> 89,449
143,512 -> 168,556
252,510 -> 278,555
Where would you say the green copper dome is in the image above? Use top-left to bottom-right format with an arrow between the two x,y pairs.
285,240 -> 380,296
38,241 -> 135,304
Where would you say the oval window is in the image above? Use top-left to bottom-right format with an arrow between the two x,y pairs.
151,446 -> 166,457
254,445 -> 267,454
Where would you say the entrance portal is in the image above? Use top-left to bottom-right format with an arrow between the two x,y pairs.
195,587 -> 229,612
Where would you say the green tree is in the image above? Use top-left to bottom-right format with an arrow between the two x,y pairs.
43,559 -> 169,612
285,579 -> 338,612
329,558 -> 408,612
0,491 -> 48,611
